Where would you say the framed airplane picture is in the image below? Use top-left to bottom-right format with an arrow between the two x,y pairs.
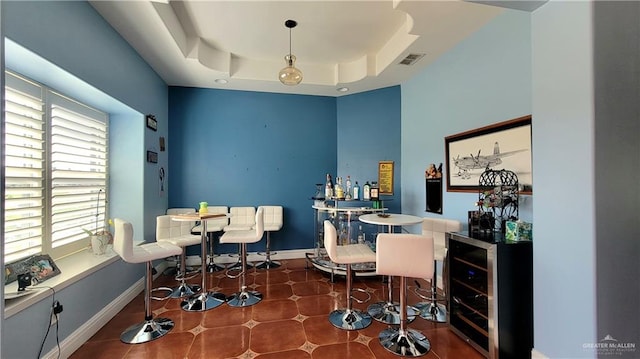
444,115 -> 532,193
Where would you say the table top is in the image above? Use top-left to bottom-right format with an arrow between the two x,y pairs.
170,213 -> 227,221
359,213 -> 423,226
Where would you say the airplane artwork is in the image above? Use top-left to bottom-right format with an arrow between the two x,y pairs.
453,142 -> 528,179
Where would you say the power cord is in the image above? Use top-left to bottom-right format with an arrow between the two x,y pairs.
37,286 -> 61,359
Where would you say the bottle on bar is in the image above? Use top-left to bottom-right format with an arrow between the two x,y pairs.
363,181 -> 371,201
353,181 -> 360,200
345,176 -> 352,200
325,173 -> 334,199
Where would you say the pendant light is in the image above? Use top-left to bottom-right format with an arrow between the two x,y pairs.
279,19 -> 303,85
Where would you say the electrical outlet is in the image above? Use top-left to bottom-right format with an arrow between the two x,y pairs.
50,300 -> 63,327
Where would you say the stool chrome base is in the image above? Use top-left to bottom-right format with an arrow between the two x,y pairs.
414,301 -> 447,323
169,283 -> 201,299
329,309 -> 372,330
255,259 -> 281,270
120,317 -> 174,344
379,327 -> 431,357
226,290 -> 262,307
181,291 -> 226,311
367,301 -> 418,325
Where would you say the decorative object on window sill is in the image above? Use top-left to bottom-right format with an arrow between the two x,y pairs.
4,254 -> 61,285
82,189 -> 113,255
278,20 -> 303,85
476,169 -> 519,234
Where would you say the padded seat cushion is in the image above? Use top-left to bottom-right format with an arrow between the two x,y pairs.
323,220 -> 375,265
114,218 -> 182,264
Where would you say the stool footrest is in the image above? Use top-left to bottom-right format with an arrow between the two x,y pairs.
150,287 -> 174,301
350,287 -> 371,304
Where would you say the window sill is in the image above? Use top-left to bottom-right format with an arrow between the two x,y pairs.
3,244 -> 136,318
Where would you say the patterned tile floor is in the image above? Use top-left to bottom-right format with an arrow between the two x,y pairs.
70,258 -> 484,359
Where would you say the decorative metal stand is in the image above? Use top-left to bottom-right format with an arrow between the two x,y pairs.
477,169 -> 519,234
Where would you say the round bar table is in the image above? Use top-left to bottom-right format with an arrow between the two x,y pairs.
171,212 -> 228,311
359,213 -> 423,325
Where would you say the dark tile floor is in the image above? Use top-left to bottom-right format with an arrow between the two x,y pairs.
71,258 -> 484,359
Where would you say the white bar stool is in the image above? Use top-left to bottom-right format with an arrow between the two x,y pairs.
255,205 -> 283,269
219,207 -> 265,307
376,233 -> 433,356
324,220 -> 376,330
113,218 -> 182,344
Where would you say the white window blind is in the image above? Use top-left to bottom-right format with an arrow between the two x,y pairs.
3,71 -> 109,263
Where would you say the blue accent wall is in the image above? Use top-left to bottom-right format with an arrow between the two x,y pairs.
168,87 -> 337,253
337,86 -> 402,214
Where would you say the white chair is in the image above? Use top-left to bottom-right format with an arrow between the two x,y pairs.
377,233 -> 433,356
324,220 -> 376,330
156,215 -> 202,298
223,206 -> 256,269
219,207 -> 264,307
255,205 -> 283,269
191,206 -> 229,272
413,217 -> 462,322
113,218 -> 182,344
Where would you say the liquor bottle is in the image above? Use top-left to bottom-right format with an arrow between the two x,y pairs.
357,225 -> 365,244
345,176 -> 352,200
353,181 -> 360,200
363,181 -> 371,201
325,173 -> 334,199
370,181 -> 379,200
335,176 -> 344,199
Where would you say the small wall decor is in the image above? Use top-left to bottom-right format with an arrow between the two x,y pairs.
146,150 -> 158,163
146,114 -> 157,131
378,161 -> 394,195
445,115 -> 532,193
425,163 -> 443,214
159,136 -> 166,151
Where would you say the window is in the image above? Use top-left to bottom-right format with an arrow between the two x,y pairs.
4,71 -> 109,263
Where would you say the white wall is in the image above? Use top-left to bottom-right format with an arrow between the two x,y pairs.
401,9 -> 532,226
531,1 -> 597,357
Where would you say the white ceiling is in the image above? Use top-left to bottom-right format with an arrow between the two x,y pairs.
90,0 -> 544,97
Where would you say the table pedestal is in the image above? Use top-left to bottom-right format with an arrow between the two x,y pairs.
173,213 -> 227,312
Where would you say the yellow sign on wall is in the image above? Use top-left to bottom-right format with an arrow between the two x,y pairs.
378,161 -> 394,195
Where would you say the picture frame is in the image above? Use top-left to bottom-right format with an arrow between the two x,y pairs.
444,115 -> 532,193
5,254 -> 61,285
147,150 -> 158,163
378,161 -> 394,195
146,114 -> 157,131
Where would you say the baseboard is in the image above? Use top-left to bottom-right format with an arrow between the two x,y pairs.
42,261 -> 171,359
532,348 -> 548,359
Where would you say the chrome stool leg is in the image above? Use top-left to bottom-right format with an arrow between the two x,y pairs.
226,243 -> 262,307
255,231 -> 281,269
368,275 -> 418,325
168,248 -> 201,298
379,276 -> 431,356
413,259 -> 447,323
121,262 -> 175,344
206,232 -> 225,272
328,263 -> 372,330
